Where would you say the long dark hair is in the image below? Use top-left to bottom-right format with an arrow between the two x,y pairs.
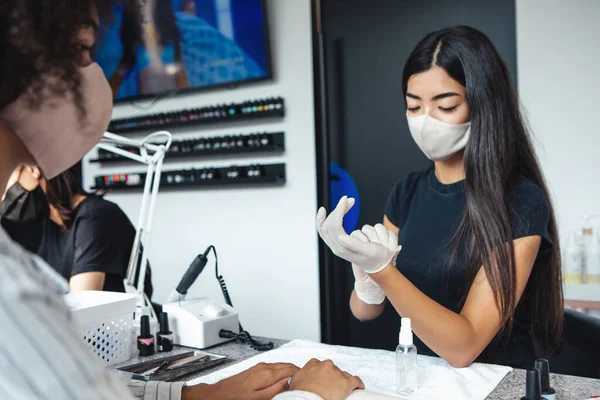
401,26 -> 563,352
119,1 -> 144,69
45,162 -> 92,224
154,1 -> 183,62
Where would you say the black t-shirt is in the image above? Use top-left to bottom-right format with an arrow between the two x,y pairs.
1,196 -> 152,298
384,167 -> 552,369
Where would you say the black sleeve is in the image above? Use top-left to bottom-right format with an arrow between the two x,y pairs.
71,215 -> 127,277
509,182 -> 553,248
384,180 -> 405,228
384,170 -> 425,229
0,217 -> 43,254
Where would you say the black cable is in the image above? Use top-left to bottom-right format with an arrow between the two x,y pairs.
211,246 -> 233,307
208,246 -> 273,351
219,329 -> 274,351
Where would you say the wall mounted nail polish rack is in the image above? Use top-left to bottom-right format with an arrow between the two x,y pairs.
108,97 -> 285,134
92,163 -> 286,191
90,132 -> 285,164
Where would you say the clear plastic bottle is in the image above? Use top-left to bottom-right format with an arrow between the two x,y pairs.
564,232 -> 583,284
586,231 -> 600,284
581,215 -> 600,283
396,317 -> 417,396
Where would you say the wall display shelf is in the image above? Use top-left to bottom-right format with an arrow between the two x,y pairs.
91,132 -> 285,163
93,163 -> 286,191
108,97 -> 285,134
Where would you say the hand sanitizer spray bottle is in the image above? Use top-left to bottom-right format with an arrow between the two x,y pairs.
396,317 -> 417,396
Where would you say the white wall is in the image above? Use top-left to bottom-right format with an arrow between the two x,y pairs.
516,0 -> 600,242
83,0 -> 321,341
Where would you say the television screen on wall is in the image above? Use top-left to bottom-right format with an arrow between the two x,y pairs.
94,0 -> 271,101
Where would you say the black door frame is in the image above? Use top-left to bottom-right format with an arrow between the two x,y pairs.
310,0 -> 339,344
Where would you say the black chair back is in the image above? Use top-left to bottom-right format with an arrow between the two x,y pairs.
540,309 -> 600,378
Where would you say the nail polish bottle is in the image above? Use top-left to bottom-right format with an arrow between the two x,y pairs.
157,313 -> 174,352
534,359 -> 556,400
137,315 -> 154,356
521,368 -> 542,400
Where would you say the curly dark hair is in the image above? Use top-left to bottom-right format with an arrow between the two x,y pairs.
0,0 -> 141,113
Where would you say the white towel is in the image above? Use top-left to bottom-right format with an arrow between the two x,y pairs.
188,340 -> 512,400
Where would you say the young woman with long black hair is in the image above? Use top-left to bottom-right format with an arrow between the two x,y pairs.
317,25 -> 564,369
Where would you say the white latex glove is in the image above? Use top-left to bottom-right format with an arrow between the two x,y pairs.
340,224 -> 401,274
316,197 -> 401,273
316,195 -> 359,261
350,231 -> 386,304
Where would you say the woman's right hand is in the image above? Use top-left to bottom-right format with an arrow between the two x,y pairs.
15,166 -> 41,190
351,231 -> 386,304
3,166 -> 40,200
353,263 -> 385,304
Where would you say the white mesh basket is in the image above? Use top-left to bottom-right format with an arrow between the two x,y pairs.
64,291 -> 137,366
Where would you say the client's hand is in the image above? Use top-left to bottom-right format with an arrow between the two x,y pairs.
289,359 -> 365,400
183,362 -> 298,400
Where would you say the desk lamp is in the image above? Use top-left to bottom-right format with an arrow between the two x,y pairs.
96,131 -> 172,325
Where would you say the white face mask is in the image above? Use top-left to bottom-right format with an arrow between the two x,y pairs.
406,113 -> 470,161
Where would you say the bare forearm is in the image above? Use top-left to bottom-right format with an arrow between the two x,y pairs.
69,272 -> 105,292
182,384 -> 213,400
371,266 -> 481,367
349,289 -> 385,321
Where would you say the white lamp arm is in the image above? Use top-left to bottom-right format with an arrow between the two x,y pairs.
94,131 -> 172,299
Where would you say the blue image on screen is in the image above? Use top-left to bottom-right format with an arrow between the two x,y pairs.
94,0 -> 270,100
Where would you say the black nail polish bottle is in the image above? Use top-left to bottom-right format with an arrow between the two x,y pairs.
157,312 -> 173,352
534,359 -> 556,400
137,315 -> 154,356
521,368 -> 542,400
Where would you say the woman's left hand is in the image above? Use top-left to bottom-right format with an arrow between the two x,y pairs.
340,224 -> 402,273
317,199 -> 401,273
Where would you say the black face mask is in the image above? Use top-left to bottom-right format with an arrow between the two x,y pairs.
1,183 -> 50,222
